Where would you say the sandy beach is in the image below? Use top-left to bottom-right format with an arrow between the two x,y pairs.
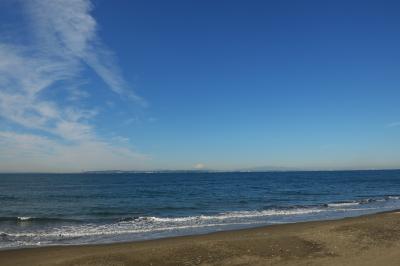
1,210 -> 400,266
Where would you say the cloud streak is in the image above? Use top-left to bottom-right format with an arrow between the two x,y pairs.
0,0 -> 147,172
25,0 -> 145,104
387,122 -> 400,128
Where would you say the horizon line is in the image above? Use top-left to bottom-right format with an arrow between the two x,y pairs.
0,168 -> 399,174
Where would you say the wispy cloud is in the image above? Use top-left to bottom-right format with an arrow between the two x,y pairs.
0,0 -> 147,172
24,0 -> 145,105
0,131 -> 147,172
387,122 -> 400,128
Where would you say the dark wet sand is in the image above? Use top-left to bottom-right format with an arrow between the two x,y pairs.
2,210 -> 400,265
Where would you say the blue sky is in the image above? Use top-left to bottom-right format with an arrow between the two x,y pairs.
0,0 -> 399,172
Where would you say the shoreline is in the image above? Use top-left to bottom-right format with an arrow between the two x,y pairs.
1,208 -> 396,252
2,210 -> 400,265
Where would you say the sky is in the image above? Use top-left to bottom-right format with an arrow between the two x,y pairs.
0,0 -> 399,172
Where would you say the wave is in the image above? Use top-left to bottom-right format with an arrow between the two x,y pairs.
152,208 -> 325,222
0,217 -> 79,223
326,202 -> 360,207
17,217 -> 32,221
325,195 -> 400,208
0,208 -> 324,225
387,196 -> 400,200
0,210 -> 328,240
0,205 -> 389,243
0,195 -> 17,200
1,194 -> 400,249
2,194 -> 400,225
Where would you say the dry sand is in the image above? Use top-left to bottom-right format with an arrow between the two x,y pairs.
2,210 -> 400,266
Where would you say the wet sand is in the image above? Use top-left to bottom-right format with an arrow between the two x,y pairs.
2,210 -> 400,265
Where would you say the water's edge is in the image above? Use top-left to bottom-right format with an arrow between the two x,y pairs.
1,207 -> 397,252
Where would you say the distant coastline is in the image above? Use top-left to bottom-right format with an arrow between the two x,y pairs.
82,168 -> 400,174
1,168 -> 399,175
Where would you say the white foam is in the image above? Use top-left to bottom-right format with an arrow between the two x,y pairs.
147,208 -> 325,223
388,196 -> 400,200
1,208 -> 327,243
4,198 -> 400,249
17,217 -> 32,221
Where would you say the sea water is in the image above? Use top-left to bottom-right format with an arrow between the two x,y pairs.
0,170 -> 400,249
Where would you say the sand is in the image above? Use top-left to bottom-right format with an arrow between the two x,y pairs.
2,210 -> 400,265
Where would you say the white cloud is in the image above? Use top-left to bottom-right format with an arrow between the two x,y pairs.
0,131 -> 147,172
0,0 -> 147,172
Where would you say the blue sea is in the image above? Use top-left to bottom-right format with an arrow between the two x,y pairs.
1,170 -> 400,249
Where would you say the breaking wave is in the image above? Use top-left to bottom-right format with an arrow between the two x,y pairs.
1,195 -> 400,249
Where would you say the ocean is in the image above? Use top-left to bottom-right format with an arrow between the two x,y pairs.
0,170 -> 400,249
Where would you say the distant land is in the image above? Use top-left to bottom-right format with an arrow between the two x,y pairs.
1,168 -> 399,175
82,167 -> 400,174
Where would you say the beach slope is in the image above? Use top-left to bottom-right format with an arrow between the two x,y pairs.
1,210 -> 400,266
